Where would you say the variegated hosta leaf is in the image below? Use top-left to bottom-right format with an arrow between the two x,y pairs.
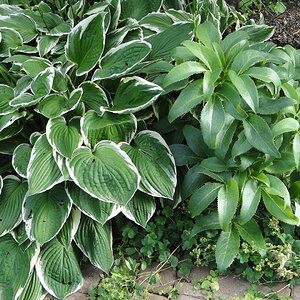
0,176 -> 3,194
0,28 -> 23,56
12,143 -> 32,178
35,88 -> 83,118
36,238 -> 83,299
0,111 -> 26,133
23,184 -> 72,244
79,81 -> 109,113
0,84 -> 15,116
0,235 -> 31,300
81,111 -> 137,148
46,116 -> 83,158
120,130 -> 176,199
27,134 -> 64,196
30,67 -> 54,99
75,215 -> 113,273
101,76 -> 163,114
67,141 -> 140,205
0,176 -> 27,237
66,182 -> 120,225
52,151 -> 71,181
0,122 -> 23,141
92,40 -> 152,80
9,93 -> 37,108
17,269 -> 46,300
66,13 -> 106,76
122,191 -> 156,228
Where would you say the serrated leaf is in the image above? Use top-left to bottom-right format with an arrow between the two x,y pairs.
189,183 -> 222,217
66,182 -> 119,225
243,114 -> 280,158
36,88 -> 82,118
239,179 -> 261,224
216,226 -> 240,272
36,238 -> 83,299
27,134 -> 64,196
93,40 -> 151,80
218,178 -> 239,231
102,76 -> 163,114
272,118 -> 299,137
0,176 -> 27,237
81,111 -> 137,148
12,143 -> 32,178
67,141 -> 139,204
23,184 -> 72,244
66,13 -> 106,75
46,116 -> 83,159
0,84 -> 15,116
75,216 -> 113,273
120,130 -> 176,199
122,191 -> 156,228
259,97 -> 297,115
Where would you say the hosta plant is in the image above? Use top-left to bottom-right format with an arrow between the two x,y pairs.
0,0 -> 212,298
161,19 -> 300,272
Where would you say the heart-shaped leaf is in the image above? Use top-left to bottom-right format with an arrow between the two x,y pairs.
68,141 -> 139,204
120,130 -> 176,199
0,176 -> 27,237
23,184 -> 72,244
81,111 -> 137,148
46,116 -> 83,158
27,134 -> 64,196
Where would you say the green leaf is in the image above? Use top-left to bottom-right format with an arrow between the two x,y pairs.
200,157 -> 228,172
264,174 -> 290,207
163,62 -> 207,87
243,114 -> 280,158
92,40 -> 151,80
189,183 -> 222,217
146,22 -> 193,60
27,134 -> 64,196
0,176 -> 27,237
23,184 -> 72,244
120,130 -> 176,199
66,182 -> 119,225
168,79 -> 204,123
272,118 -> 299,137
0,235 -> 32,300
216,226 -> 240,272
228,71 -> 258,113
37,35 -> 59,57
195,20 -> 221,48
0,111 -> 26,133
46,116 -> 83,159
200,98 -> 225,149
293,132 -> 300,171
66,13 -> 106,75
182,125 -> 206,157
239,179 -> 261,224
36,238 -> 83,299
191,211 -> 220,237
120,0 -> 162,20
0,28 -> 22,56
169,144 -> 199,166
81,111 -> 137,148
79,81 -> 109,113
75,216 -> 113,273
218,178 -> 239,231
9,93 -> 37,108
36,88 -> 82,118
18,269 -> 46,300
0,84 -> 15,116
31,67 -> 54,99
12,143 -> 32,178
0,176 -> 2,194
0,13 -> 37,43
122,191 -> 155,228
259,97 -> 297,115
262,191 -> 299,225
68,141 -> 139,205
139,12 -> 173,32
22,58 -> 51,77
103,76 -> 163,114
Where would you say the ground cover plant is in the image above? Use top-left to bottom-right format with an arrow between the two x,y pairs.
0,0 -> 300,299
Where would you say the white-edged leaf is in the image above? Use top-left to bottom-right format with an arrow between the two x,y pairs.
12,143 -> 32,178
81,111 -> 137,148
27,134 -> 64,196
293,132 -> 300,171
0,111 -> 26,133
30,67 -> 54,99
67,140 -> 140,205
0,84 -> 15,116
9,93 -> 37,108
0,176 -> 27,237
120,130 -> 176,199
23,184 -> 72,244
75,215 -> 113,273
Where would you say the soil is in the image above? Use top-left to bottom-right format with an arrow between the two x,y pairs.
226,0 -> 300,48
